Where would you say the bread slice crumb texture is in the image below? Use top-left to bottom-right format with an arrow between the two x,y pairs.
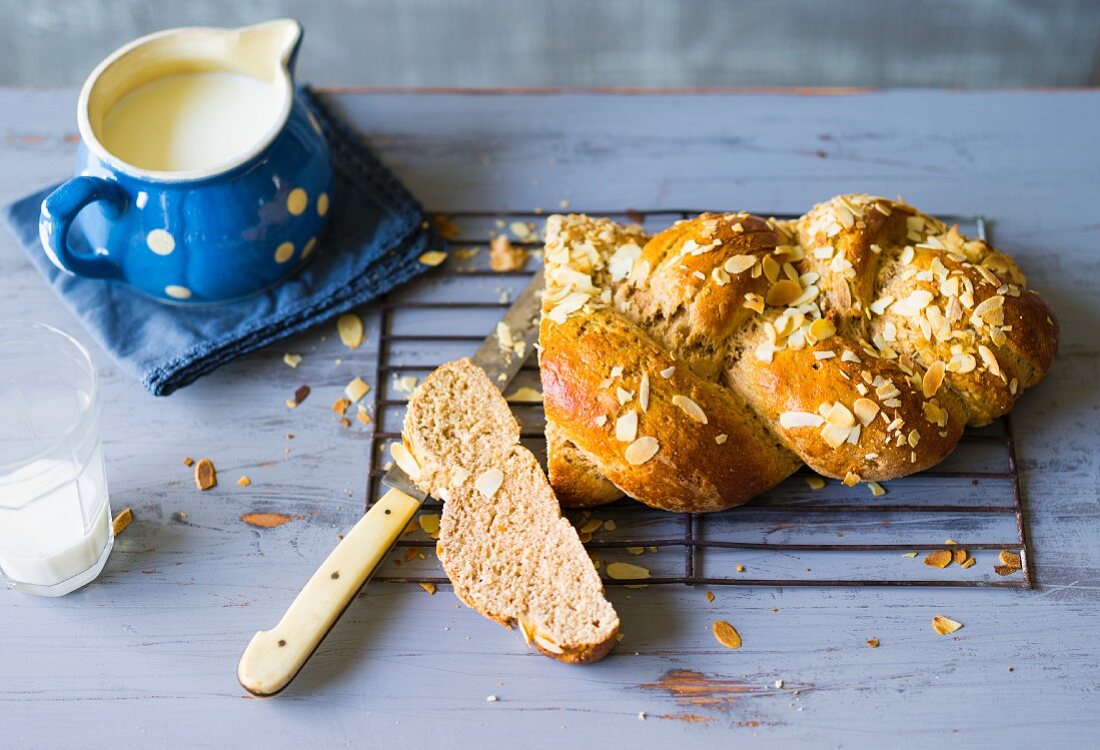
403,358 -> 619,663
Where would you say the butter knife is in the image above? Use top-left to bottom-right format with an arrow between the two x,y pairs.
237,270 -> 544,696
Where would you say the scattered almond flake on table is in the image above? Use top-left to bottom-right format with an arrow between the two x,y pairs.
866,639 -> 880,648
626,546 -> 645,555
453,246 -> 479,261
489,235 -> 528,271
509,221 -> 537,242
712,621 -> 742,650
579,518 -> 602,534
736,564 -> 745,573
603,520 -> 617,532
961,556 -> 976,568
356,405 -> 372,424
237,476 -> 251,487
505,387 -> 543,403
418,514 -> 441,536
705,591 -> 715,602
485,694 -> 498,702
183,456 -> 194,467
344,377 -> 370,403
393,375 -> 418,395
333,397 -> 351,414
924,549 -> 952,568
606,562 -> 650,581
806,476 -> 826,490
432,214 -> 460,240
194,459 -> 217,491
419,582 -> 437,595
111,507 -> 133,536
868,481 -> 886,496
902,551 -> 918,557
337,314 -> 363,350
240,512 -> 292,529
282,353 -> 302,368
932,615 -> 963,635
418,250 -> 448,267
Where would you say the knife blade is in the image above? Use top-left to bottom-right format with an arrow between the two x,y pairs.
238,269 -> 545,697
382,268 -> 544,499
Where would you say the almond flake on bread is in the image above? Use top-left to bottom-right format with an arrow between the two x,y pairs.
402,358 -> 619,664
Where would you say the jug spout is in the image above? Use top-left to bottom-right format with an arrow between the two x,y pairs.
234,19 -> 303,79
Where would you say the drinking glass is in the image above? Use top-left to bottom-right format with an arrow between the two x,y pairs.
0,322 -> 113,596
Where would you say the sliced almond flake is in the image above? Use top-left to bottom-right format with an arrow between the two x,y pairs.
743,293 -> 765,314
671,394 -> 708,424
806,476 -> 826,490
345,377 -> 370,403
978,344 -> 1005,380
337,314 -> 364,349
902,551 -> 918,557
711,266 -> 731,286
712,621 -> 742,650
814,350 -> 836,360
616,387 -> 634,405
766,279 -> 802,307
813,246 -> 835,259
922,360 -> 946,397
715,434 -> 728,445
809,318 -> 836,341
475,468 -> 504,499
822,423 -> 852,449
615,410 -> 639,442
607,562 -> 650,581
924,550 -> 952,568
843,471 -> 861,486
418,513 -> 440,535
961,557 -> 976,569
841,350 -> 861,363
394,375 -> 418,394
932,615 -> 963,635
390,442 -> 421,481
283,353 -> 303,368
779,411 -> 825,428
852,398 -> 879,426
953,549 -> 968,565
610,365 -> 624,378
868,481 -> 886,496
762,254 -> 781,283
579,518 -> 603,534
947,352 -> 977,374
659,366 -> 676,379
594,414 -> 608,427
418,250 -> 448,267
625,436 -> 660,465
724,254 -> 757,274
825,401 -> 856,428
639,372 -> 650,412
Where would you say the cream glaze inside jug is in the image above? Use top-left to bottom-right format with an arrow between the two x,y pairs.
80,20 -> 299,181
100,71 -> 280,172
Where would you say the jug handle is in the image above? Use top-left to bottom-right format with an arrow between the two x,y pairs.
40,176 -> 126,279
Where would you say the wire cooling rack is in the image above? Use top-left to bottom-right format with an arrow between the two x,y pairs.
365,209 -> 1031,588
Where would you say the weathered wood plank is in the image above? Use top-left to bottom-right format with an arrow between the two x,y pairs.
0,89 -> 1098,748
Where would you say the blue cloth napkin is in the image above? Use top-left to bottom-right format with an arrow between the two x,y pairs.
3,87 -> 441,396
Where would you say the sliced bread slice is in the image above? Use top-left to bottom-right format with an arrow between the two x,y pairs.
401,358 -> 619,663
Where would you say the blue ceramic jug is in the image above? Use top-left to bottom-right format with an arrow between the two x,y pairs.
39,20 -> 333,303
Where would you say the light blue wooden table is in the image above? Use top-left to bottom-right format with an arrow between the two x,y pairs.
1,89 -> 1097,748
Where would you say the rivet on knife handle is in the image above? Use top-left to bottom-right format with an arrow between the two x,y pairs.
237,487 -> 422,696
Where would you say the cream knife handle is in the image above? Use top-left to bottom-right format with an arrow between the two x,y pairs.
237,488 -> 422,696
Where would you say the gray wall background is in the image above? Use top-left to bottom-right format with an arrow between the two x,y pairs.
3,0 -> 1099,88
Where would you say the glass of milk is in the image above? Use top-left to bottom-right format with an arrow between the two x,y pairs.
0,322 -> 113,596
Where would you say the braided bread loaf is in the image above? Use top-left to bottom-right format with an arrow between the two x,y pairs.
538,195 -> 1058,513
